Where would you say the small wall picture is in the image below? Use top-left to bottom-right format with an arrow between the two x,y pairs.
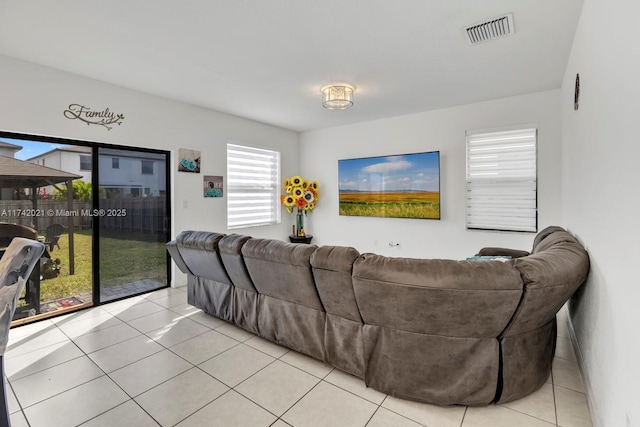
178,148 -> 201,173
204,175 -> 223,197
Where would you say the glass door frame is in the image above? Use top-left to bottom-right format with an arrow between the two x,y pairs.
91,145 -> 172,304
0,130 -> 172,315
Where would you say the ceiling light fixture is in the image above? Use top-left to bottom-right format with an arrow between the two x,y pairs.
321,84 -> 355,110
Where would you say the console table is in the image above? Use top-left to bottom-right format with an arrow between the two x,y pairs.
289,235 -> 313,244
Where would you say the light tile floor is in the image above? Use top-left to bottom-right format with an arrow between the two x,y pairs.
5,287 -> 593,427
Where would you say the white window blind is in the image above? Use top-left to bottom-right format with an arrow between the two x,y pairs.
466,128 -> 537,232
227,143 -> 280,229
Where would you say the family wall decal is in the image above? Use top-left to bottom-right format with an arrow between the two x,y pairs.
63,103 -> 125,130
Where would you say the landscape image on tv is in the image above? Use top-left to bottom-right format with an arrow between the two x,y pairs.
338,151 -> 440,219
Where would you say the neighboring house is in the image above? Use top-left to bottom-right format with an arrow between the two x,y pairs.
27,145 -> 92,183
0,140 -> 22,158
27,146 -> 166,198
0,140 -> 23,200
98,148 -> 166,198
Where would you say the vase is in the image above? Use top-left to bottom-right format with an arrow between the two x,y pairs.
296,210 -> 305,236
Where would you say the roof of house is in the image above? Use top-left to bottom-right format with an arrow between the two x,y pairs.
0,141 -> 23,150
26,145 -> 92,161
0,155 -> 82,188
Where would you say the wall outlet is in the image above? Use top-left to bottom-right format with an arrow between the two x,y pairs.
373,240 -> 378,247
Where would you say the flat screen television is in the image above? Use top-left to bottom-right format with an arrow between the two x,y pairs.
338,151 -> 440,219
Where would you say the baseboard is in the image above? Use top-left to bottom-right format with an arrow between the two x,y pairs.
567,313 -> 600,427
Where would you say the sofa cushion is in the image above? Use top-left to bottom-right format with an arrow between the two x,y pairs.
311,245 -> 359,273
166,240 -> 192,275
353,254 -> 523,337
531,225 -> 568,252
532,230 -> 579,254
242,238 -> 323,311
311,246 -> 361,322
505,240 -> 589,335
177,230 -> 223,251
176,231 -> 231,284
219,234 -> 256,292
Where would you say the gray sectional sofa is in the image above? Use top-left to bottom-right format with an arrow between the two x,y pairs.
166,226 -> 589,405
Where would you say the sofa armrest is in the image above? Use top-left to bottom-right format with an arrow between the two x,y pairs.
477,247 -> 530,258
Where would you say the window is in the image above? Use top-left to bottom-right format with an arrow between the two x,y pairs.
227,143 -> 280,228
141,160 -> 154,175
80,155 -> 91,171
112,158 -> 120,169
466,128 -> 537,232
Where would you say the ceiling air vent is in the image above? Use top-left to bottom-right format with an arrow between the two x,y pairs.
465,13 -> 514,45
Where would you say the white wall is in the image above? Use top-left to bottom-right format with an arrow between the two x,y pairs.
60,152 -> 91,182
561,0 -> 640,426
0,146 -> 19,157
42,152 -> 63,170
300,90 -> 563,259
0,54 -> 299,286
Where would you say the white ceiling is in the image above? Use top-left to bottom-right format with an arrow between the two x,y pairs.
0,1 -> 583,132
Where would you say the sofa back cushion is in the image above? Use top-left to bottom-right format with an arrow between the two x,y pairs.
505,233 -> 589,335
531,225 -> 567,253
219,234 -> 257,293
166,240 -> 192,275
242,238 -> 323,311
176,231 -> 232,284
311,246 -> 361,322
352,254 -> 523,337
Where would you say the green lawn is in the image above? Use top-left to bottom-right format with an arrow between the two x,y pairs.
40,231 -> 92,302
99,230 -> 168,288
40,230 -> 167,303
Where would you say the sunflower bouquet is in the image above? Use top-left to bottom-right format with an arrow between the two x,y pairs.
281,175 -> 319,236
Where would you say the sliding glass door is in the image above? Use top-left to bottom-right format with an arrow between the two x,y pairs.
1,131 -> 171,324
97,148 -> 170,303
0,136 -> 95,323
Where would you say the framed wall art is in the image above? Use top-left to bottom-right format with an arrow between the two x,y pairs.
178,148 -> 201,173
338,151 -> 440,219
203,175 -> 223,197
